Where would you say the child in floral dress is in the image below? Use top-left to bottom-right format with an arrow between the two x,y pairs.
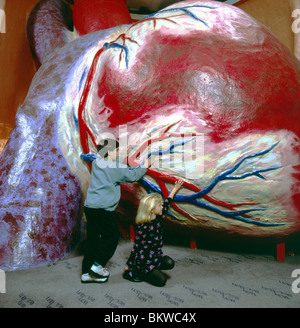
123,179 -> 183,287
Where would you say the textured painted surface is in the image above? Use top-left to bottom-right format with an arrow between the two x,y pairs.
27,0 -> 73,65
73,0 -> 131,36
0,0 -> 300,270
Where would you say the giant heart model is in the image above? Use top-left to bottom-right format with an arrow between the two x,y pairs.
0,0 -> 299,271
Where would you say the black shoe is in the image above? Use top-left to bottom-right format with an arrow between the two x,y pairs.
122,270 -> 142,282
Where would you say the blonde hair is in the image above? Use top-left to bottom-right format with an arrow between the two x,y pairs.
136,193 -> 163,224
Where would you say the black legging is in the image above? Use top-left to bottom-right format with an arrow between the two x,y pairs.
141,255 -> 175,287
82,206 -> 120,274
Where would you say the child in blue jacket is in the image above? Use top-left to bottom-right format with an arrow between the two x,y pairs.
81,138 -> 150,283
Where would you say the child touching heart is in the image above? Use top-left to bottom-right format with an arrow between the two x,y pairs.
123,179 -> 184,287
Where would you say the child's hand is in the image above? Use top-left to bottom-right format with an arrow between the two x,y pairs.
169,179 -> 184,199
174,179 -> 184,191
124,264 -> 129,271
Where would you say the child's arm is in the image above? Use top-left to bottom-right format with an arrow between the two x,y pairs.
118,156 -> 154,183
161,179 -> 184,217
169,179 -> 184,200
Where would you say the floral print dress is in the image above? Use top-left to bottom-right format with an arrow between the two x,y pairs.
126,197 -> 172,274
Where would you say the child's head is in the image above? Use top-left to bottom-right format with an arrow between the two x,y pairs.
97,138 -> 119,160
136,193 -> 164,224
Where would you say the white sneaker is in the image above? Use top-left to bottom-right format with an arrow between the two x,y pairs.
90,263 -> 110,278
81,273 -> 108,284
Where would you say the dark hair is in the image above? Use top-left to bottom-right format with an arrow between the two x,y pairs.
97,139 -> 119,158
